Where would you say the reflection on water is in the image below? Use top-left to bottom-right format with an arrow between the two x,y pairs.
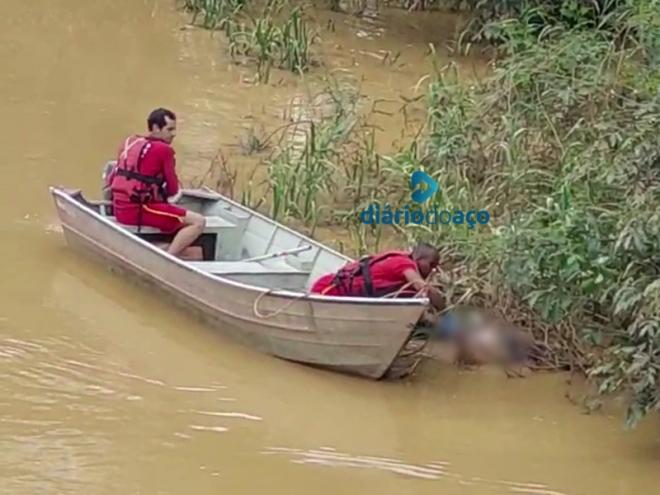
0,0 -> 658,494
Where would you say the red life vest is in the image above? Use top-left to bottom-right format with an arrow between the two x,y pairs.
109,135 -> 167,204
332,250 -> 417,297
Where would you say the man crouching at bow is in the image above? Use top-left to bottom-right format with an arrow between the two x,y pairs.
309,242 -> 445,310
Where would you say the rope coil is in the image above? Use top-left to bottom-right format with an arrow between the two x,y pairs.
252,289 -> 309,319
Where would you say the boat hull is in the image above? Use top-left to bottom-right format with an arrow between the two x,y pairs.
51,188 -> 428,379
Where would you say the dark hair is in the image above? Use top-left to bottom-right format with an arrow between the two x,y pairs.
412,241 -> 439,259
147,108 -> 176,130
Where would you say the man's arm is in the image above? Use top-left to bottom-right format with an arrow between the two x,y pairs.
162,147 -> 180,200
402,268 -> 445,310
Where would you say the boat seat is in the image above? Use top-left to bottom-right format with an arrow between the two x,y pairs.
107,215 -> 239,259
107,215 -> 234,233
188,260 -> 310,290
187,260 -> 304,274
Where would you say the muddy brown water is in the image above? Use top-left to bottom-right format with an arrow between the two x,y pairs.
0,1 -> 658,494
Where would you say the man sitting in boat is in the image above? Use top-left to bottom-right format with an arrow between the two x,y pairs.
310,242 -> 445,309
107,108 -> 206,258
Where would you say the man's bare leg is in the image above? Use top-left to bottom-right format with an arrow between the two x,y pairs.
177,246 -> 204,261
167,211 -> 205,256
153,242 -> 203,261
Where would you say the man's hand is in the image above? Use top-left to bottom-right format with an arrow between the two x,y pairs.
167,190 -> 183,204
426,287 -> 445,311
402,269 -> 445,310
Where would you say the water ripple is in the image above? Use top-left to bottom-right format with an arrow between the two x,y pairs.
263,446 -> 446,480
189,425 -> 228,433
174,385 -> 225,392
263,446 -> 572,494
194,410 -> 262,421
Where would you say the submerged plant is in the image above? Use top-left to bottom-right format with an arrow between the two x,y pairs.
263,79 -> 360,228
229,5 -> 318,82
183,0 -> 248,30
279,7 -> 316,73
230,13 -> 281,82
184,0 -> 318,83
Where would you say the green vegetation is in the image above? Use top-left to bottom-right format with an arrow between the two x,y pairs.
180,0 -> 318,82
229,5 -> 317,81
181,0 -> 659,426
182,0 -> 247,29
279,8 -> 315,73
257,81 -> 360,232
243,1 -> 658,426
420,0 -> 659,428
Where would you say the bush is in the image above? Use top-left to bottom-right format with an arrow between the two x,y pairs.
420,1 -> 659,426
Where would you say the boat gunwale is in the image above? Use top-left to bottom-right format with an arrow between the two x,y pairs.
49,186 -> 430,308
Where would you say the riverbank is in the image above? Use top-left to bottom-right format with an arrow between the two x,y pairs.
178,0 -> 660,427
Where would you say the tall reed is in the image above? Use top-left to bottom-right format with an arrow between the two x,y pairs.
183,0 -> 247,30
279,7 -> 315,73
182,0 -> 317,82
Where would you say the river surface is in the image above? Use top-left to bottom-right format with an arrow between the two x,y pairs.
1,1 -> 658,494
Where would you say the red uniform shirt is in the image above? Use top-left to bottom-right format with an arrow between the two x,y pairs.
109,136 -> 186,234
111,136 -> 179,205
311,251 -> 418,297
